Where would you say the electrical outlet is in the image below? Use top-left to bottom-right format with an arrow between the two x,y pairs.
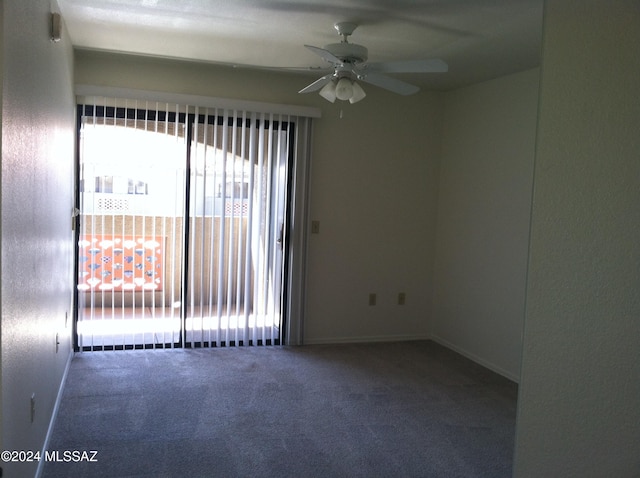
56,332 -> 60,353
398,292 -> 406,305
369,293 -> 377,306
30,394 -> 36,423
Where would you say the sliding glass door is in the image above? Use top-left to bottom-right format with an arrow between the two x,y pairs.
184,110 -> 291,347
76,103 -> 187,350
75,100 -> 295,350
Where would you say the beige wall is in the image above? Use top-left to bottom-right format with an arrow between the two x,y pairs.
75,50 -> 444,344
1,1 -> 76,476
433,68 -> 540,380
514,0 -> 640,475
305,89 -> 443,343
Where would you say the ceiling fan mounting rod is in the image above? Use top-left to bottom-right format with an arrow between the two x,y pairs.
334,22 -> 358,42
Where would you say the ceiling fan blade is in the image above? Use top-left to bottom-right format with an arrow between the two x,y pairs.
231,63 -> 327,73
363,59 -> 448,74
359,73 -> 420,96
298,74 -> 334,94
304,45 -> 342,65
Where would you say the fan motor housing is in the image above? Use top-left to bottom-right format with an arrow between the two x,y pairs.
325,42 -> 368,64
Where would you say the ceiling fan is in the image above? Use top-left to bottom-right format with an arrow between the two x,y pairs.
299,22 -> 448,104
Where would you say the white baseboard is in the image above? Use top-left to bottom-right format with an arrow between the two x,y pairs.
303,334 -> 431,345
430,335 -> 520,383
35,349 -> 73,478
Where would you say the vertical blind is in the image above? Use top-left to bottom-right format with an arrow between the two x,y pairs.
185,108 -> 291,347
75,94 -> 315,350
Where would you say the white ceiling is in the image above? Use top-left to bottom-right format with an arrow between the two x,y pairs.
57,0 -> 544,91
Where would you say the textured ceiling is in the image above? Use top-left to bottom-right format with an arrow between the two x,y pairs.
57,0 -> 544,91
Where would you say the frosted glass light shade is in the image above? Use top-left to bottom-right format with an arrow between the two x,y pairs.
349,82 -> 366,103
319,81 -> 337,103
335,77 -> 354,101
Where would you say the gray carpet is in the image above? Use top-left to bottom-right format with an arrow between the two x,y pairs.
42,341 -> 517,478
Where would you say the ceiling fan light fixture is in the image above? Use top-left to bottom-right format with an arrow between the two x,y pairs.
319,80 -> 337,103
335,77 -> 354,101
349,81 -> 366,104
297,22 -> 448,105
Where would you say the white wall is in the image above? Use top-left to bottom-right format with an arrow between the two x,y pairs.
1,1 -> 76,476
74,51 -> 444,344
514,0 -> 640,475
432,68 -> 540,381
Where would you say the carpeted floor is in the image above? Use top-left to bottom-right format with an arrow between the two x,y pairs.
42,340 -> 517,478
